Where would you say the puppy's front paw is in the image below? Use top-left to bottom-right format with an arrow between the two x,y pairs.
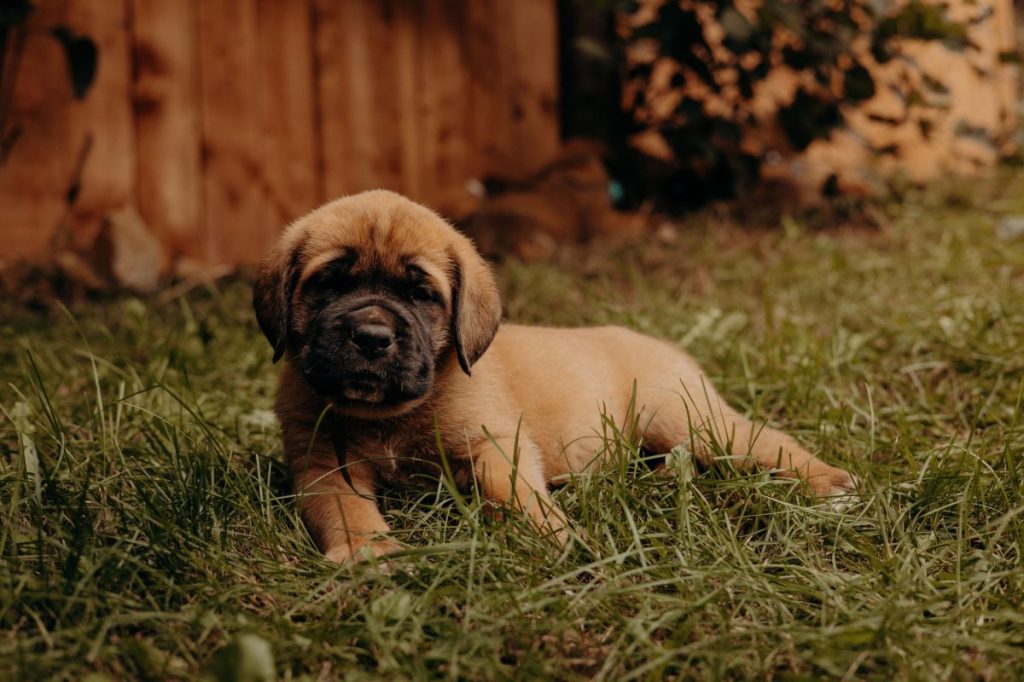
538,518 -> 570,548
324,538 -> 403,565
807,465 -> 859,499
526,503 -> 571,548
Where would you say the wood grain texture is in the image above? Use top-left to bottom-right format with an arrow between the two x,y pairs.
463,0 -> 512,179
131,0 -> 202,261
65,0 -> 137,249
504,0 -> 560,177
257,0 -> 320,229
313,0 -> 357,200
197,0 -> 270,265
0,0 -> 562,265
316,0 -> 424,201
416,0 -> 469,205
392,3 -> 422,199
350,1 -> 405,195
0,0 -> 72,260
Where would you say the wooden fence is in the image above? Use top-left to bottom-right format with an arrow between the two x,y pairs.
0,0 -> 559,267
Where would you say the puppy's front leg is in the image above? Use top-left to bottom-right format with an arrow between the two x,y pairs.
284,425 -> 398,563
473,437 -> 568,544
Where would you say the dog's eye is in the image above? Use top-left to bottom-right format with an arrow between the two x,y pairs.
306,253 -> 357,293
307,271 -> 352,293
409,285 -> 439,303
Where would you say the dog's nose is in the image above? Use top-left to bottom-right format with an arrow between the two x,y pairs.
351,323 -> 395,358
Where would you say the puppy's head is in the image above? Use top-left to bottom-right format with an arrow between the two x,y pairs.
253,190 -> 501,418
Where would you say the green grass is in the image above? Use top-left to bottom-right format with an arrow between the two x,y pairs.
3,172 -> 1024,680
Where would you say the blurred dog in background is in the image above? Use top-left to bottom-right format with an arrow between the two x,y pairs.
447,139 -> 639,261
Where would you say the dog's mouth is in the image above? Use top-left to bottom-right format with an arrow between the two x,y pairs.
339,372 -> 387,403
315,366 -> 432,414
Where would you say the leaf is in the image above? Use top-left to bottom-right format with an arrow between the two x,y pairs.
51,26 -> 98,100
843,63 -> 876,102
875,1 -> 969,50
777,89 -> 843,151
203,634 -> 276,682
719,7 -> 754,43
10,401 -> 40,503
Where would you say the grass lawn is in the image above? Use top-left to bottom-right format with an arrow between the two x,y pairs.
3,173 -> 1024,680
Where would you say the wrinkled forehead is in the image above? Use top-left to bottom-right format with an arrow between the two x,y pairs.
293,193 -> 455,285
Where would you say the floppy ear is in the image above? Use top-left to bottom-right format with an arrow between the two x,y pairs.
448,239 -> 502,376
253,243 -> 303,363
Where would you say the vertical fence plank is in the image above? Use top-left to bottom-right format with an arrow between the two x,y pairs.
416,0 -> 469,206
312,0 -> 357,200
504,0 -> 560,175
65,0 -> 137,248
256,0 -> 319,229
0,0 -> 72,260
354,1 -> 407,196
991,0 -> 1018,141
315,0 -> 418,201
463,0 -> 512,180
131,0 -> 202,261
197,0 -> 270,265
392,3 -> 422,199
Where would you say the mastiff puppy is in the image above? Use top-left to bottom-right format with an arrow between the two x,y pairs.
254,190 -> 856,563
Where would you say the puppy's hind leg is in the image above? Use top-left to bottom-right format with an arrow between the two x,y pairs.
640,384 -> 856,498
711,406 -> 856,497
